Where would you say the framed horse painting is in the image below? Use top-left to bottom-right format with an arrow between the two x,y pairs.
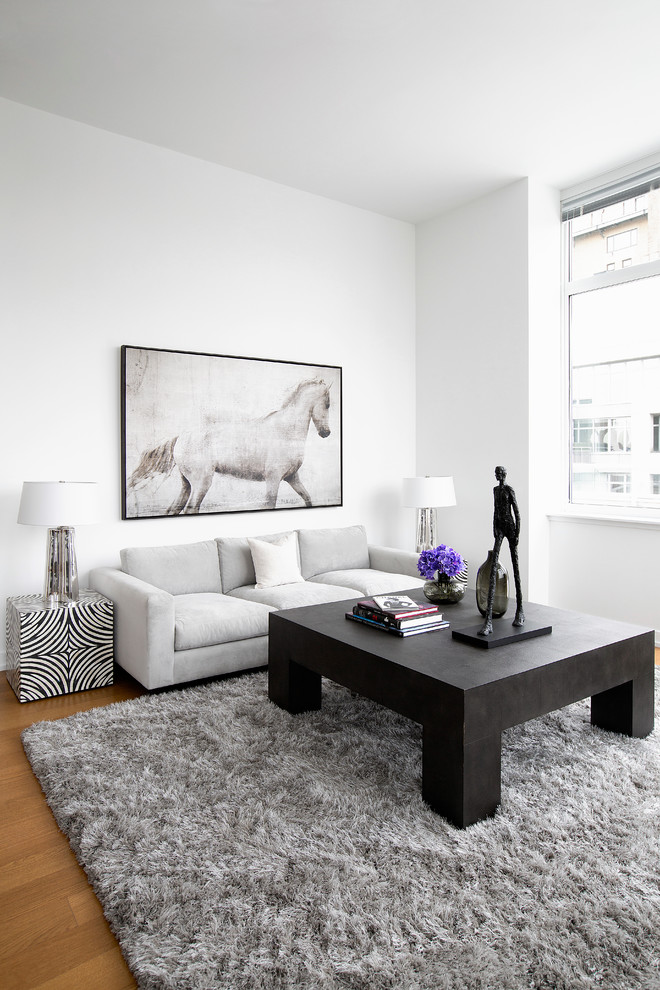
121,346 -> 342,519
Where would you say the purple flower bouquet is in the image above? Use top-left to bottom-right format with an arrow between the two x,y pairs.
417,544 -> 466,605
417,544 -> 464,580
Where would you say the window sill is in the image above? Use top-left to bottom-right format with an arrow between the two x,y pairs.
548,510 -> 660,531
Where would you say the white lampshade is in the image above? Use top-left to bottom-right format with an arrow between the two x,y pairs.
402,476 -> 456,509
18,481 -> 99,527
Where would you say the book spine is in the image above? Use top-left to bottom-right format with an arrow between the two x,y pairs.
353,604 -> 442,629
396,613 -> 446,629
353,605 -> 397,627
356,599 -> 439,620
346,613 -> 448,636
397,622 -> 449,636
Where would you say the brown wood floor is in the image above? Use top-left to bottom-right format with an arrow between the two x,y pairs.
0,667 -> 145,990
2,650 -> 659,989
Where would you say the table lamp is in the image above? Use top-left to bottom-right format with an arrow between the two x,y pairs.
402,476 -> 456,552
18,481 -> 99,604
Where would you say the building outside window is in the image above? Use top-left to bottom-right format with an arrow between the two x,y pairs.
606,228 -> 637,253
606,473 -> 631,495
562,166 -> 660,511
572,414 -> 631,454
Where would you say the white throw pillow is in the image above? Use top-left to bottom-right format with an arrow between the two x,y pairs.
247,533 -> 305,589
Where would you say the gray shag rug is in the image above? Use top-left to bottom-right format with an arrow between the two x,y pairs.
22,669 -> 660,990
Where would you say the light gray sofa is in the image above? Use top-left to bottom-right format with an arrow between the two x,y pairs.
89,525 -> 424,691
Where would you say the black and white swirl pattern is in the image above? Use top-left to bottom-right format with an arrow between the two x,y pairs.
6,591 -> 113,702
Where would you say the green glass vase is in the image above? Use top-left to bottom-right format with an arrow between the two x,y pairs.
475,551 -> 509,618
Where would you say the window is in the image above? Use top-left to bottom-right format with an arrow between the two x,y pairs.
572,416 -> 630,454
606,228 -> 637,253
607,473 -> 631,495
562,165 -> 660,510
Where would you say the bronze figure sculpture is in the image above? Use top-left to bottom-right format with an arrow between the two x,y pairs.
478,466 -> 525,636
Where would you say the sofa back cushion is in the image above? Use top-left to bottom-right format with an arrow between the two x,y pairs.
217,531 -> 298,593
120,540 -> 222,596
297,525 -> 369,579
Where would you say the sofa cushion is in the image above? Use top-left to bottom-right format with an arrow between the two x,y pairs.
174,593 -> 273,651
121,540 -> 222,596
308,569 -> 425,597
229,582 -> 359,610
247,533 -> 304,589
217,532 -> 297,594
297,525 -> 369,580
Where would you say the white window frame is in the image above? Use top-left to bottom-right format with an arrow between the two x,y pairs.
561,159 -> 660,524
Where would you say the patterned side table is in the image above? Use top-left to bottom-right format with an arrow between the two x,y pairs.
6,591 -> 114,703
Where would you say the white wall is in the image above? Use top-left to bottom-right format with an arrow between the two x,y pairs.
1,98 -> 417,665
548,516 -> 660,638
527,180 -> 563,603
415,179 -> 532,589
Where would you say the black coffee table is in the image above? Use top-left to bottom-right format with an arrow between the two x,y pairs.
267,593 -> 655,827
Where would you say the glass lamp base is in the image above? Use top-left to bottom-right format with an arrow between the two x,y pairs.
415,507 -> 438,553
45,527 -> 79,604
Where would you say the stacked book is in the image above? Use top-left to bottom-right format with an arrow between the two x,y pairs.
345,594 -> 449,637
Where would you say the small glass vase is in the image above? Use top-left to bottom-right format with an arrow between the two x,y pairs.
423,574 -> 466,605
475,551 -> 509,618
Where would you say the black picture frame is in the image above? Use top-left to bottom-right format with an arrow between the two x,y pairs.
121,345 -> 342,519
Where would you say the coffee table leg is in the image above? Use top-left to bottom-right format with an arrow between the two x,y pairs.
268,653 -> 322,714
422,723 -> 502,828
591,669 -> 654,738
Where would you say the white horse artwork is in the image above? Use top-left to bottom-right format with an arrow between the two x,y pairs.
127,377 -> 334,515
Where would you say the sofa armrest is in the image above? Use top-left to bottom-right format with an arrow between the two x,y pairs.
89,566 -> 176,690
368,545 -> 420,580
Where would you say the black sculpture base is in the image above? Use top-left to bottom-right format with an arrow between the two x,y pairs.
452,620 -> 552,649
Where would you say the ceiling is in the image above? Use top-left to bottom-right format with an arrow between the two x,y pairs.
3,0 -> 660,223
